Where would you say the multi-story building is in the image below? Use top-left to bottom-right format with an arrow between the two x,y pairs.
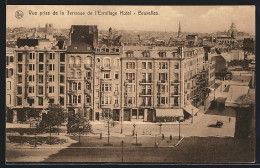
66,25 -> 97,120
6,25 -> 216,123
94,46 -> 122,121
8,38 -> 66,122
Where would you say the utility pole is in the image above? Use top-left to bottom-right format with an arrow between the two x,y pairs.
121,140 -> 124,162
179,120 -> 181,140
121,116 -> 123,134
108,110 -> 110,146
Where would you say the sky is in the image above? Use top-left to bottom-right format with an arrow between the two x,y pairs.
6,5 -> 255,35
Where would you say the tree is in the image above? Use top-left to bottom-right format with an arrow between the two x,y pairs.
38,104 -> 65,143
67,111 -> 92,134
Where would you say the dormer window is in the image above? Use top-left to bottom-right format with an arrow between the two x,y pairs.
106,48 -> 110,52
158,52 -> 166,58
96,48 -> 100,52
126,51 -> 133,57
116,48 -> 120,52
142,51 -> 150,57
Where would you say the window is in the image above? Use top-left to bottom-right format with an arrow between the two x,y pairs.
142,51 -> 150,57
96,58 -> 100,63
159,73 -> 168,82
158,97 -> 168,105
114,58 -> 120,67
159,62 -> 168,69
104,71 -> 110,79
126,62 -> 135,69
10,56 -> 13,62
116,48 -> 120,52
86,71 -> 91,79
60,75 -> 64,83
7,81 -> 11,90
28,86 -> 34,93
49,98 -> 54,104
6,95 -> 11,105
38,86 -> 43,95
76,56 -> 81,67
86,82 -> 91,90
49,64 -> 54,71
73,95 -> 77,104
39,53 -> 44,62
39,64 -> 44,73
39,75 -> 43,83
69,56 -> 75,67
76,70 -> 81,78
18,64 -> 22,73
28,64 -> 35,71
142,62 -> 146,69
101,84 -> 112,92
48,75 -> 54,82
148,62 -> 152,69
158,52 -> 166,58
174,97 -> 178,106
115,84 -> 119,92
18,75 -> 22,83
126,73 -> 135,83
73,82 -> 77,91
115,71 -> 119,79
174,62 -> 179,69
60,97 -> 64,105
38,97 -> 43,106
60,53 -> 65,62
60,64 -> 65,73
49,53 -> 55,60
101,96 -> 111,105
29,75 -> 35,82
60,86 -> 64,94
49,86 -> 54,93
86,57 -> 92,66
104,58 -> 110,67
29,53 -> 35,59
126,51 -> 133,57
9,69 -> 13,77
78,82 -> 81,90
17,97 -> 22,106
86,96 -> 91,103
78,95 -> 81,103
18,53 -> 23,62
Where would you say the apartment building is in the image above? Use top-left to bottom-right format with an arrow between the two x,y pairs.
94,46 -> 122,121
6,25 -> 216,123
66,25 -> 97,120
7,39 -> 66,123
6,48 -> 15,109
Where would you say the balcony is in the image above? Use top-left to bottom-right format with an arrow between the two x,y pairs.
124,79 -> 134,84
114,91 -> 119,95
67,76 -> 77,80
84,76 -> 92,81
84,89 -> 92,93
84,64 -> 92,69
140,103 -> 152,107
75,64 -> 81,68
114,104 -> 119,108
69,64 -> 75,68
101,66 -> 111,71
84,103 -> 91,107
158,80 -> 167,84
139,79 -> 152,84
171,92 -> 179,97
139,91 -> 152,96
124,104 -> 133,107
171,80 -> 179,85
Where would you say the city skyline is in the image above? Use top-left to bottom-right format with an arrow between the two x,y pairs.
7,5 -> 255,35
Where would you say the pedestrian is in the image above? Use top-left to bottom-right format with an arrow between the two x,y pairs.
229,117 -> 231,123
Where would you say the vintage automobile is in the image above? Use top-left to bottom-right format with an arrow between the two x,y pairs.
216,120 -> 223,128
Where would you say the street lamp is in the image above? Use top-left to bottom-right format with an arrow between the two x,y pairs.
178,119 -> 181,140
191,108 -> 194,124
79,125 -> 83,145
121,116 -> 123,134
159,123 -> 162,134
133,123 -> 136,135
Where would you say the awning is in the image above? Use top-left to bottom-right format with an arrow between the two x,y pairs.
156,108 -> 184,117
183,104 -> 199,115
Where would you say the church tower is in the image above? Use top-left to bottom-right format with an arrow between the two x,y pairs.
177,21 -> 182,38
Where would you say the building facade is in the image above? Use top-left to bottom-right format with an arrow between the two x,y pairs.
7,25 -> 216,123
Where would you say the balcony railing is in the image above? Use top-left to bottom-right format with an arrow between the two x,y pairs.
158,80 -> 167,84
101,66 -> 111,70
139,79 -> 152,84
84,64 -> 92,69
171,92 -> 179,97
140,103 -> 152,107
114,91 -> 119,95
114,104 -> 119,108
124,79 -> 135,84
84,76 -> 92,80
171,80 -> 179,85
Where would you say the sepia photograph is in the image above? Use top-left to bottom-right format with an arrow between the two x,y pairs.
6,5 -> 256,163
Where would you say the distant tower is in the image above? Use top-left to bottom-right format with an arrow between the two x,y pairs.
109,27 -> 113,36
138,34 -> 141,44
177,22 -> 182,38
